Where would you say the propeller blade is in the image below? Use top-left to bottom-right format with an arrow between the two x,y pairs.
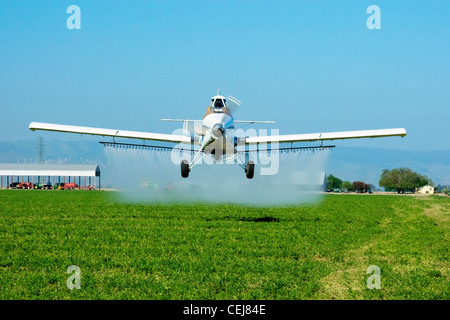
226,95 -> 241,114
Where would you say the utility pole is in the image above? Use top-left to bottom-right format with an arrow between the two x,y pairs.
37,136 -> 45,164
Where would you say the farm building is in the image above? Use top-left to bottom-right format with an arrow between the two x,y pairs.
416,184 -> 434,194
0,164 -> 101,189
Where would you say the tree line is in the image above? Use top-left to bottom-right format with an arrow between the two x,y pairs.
379,168 -> 434,193
326,168 -> 434,194
326,174 -> 372,193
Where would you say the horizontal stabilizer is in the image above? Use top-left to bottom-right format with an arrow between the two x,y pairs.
235,120 -> 276,124
161,119 -> 275,124
160,119 -> 201,122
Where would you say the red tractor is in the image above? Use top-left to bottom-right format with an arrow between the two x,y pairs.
22,182 -> 34,189
64,183 -> 78,190
16,182 -> 33,189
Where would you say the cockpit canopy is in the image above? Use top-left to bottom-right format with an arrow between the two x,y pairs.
210,95 -> 228,113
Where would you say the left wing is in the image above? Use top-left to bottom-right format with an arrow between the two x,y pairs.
29,122 -> 194,144
245,128 -> 407,144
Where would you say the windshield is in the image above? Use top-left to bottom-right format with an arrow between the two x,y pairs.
210,98 -> 227,112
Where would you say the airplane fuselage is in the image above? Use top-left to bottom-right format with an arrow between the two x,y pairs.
199,96 -> 236,157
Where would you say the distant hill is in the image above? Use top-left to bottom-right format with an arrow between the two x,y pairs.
0,140 -> 106,165
1,140 -> 449,186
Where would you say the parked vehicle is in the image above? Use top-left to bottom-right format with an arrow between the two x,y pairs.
9,182 -> 21,189
19,182 -> 34,189
64,183 -> 78,190
43,183 -> 53,190
53,183 -> 65,190
34,183 -> 44,190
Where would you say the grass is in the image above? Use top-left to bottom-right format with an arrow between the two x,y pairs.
0,190 -> 448,300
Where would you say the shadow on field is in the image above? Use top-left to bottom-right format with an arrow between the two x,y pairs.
205,216 -> 281,222
239,216 -> 281,222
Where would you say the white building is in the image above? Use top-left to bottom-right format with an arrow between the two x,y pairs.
0,164 -> 101,189
416,185 -> 434,194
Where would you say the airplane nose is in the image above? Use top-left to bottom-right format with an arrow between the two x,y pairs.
212,123 -> 224,139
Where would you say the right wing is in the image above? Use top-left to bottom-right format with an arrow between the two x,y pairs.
245,128 -> 407,144
29,122 -> 195,144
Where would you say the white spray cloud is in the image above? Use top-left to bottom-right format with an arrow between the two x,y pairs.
103,147 -> 330,206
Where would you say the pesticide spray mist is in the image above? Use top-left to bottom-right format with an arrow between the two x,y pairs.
103,147 -> 330,206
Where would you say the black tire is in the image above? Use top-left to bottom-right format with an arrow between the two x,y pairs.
245,161 -> 255,179
181,160 -> 190,178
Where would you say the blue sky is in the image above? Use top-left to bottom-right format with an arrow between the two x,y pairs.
1,0 -> 449,151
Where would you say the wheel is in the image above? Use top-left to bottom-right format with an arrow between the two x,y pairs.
245,161 -> 255,179
181,160 -> 190,178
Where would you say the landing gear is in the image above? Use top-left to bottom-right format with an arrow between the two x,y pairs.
181,156 -> 254,179
181,160 -> 190,178
245,161 -> 255,179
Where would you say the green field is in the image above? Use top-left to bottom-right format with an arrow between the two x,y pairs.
0,190 -> 448,300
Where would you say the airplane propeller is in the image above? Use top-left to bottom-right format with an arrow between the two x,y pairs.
226,95 -> 241,114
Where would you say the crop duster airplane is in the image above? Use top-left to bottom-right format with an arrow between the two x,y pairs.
29,93 -> 407,179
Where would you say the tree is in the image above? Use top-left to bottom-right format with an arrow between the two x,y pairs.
326,174 -> 343,190
341,181 -> 353,192
379,168 -> 433,193
352,181 -> 370,193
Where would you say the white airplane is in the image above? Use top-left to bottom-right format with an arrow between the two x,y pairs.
29,93 -> 407,179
